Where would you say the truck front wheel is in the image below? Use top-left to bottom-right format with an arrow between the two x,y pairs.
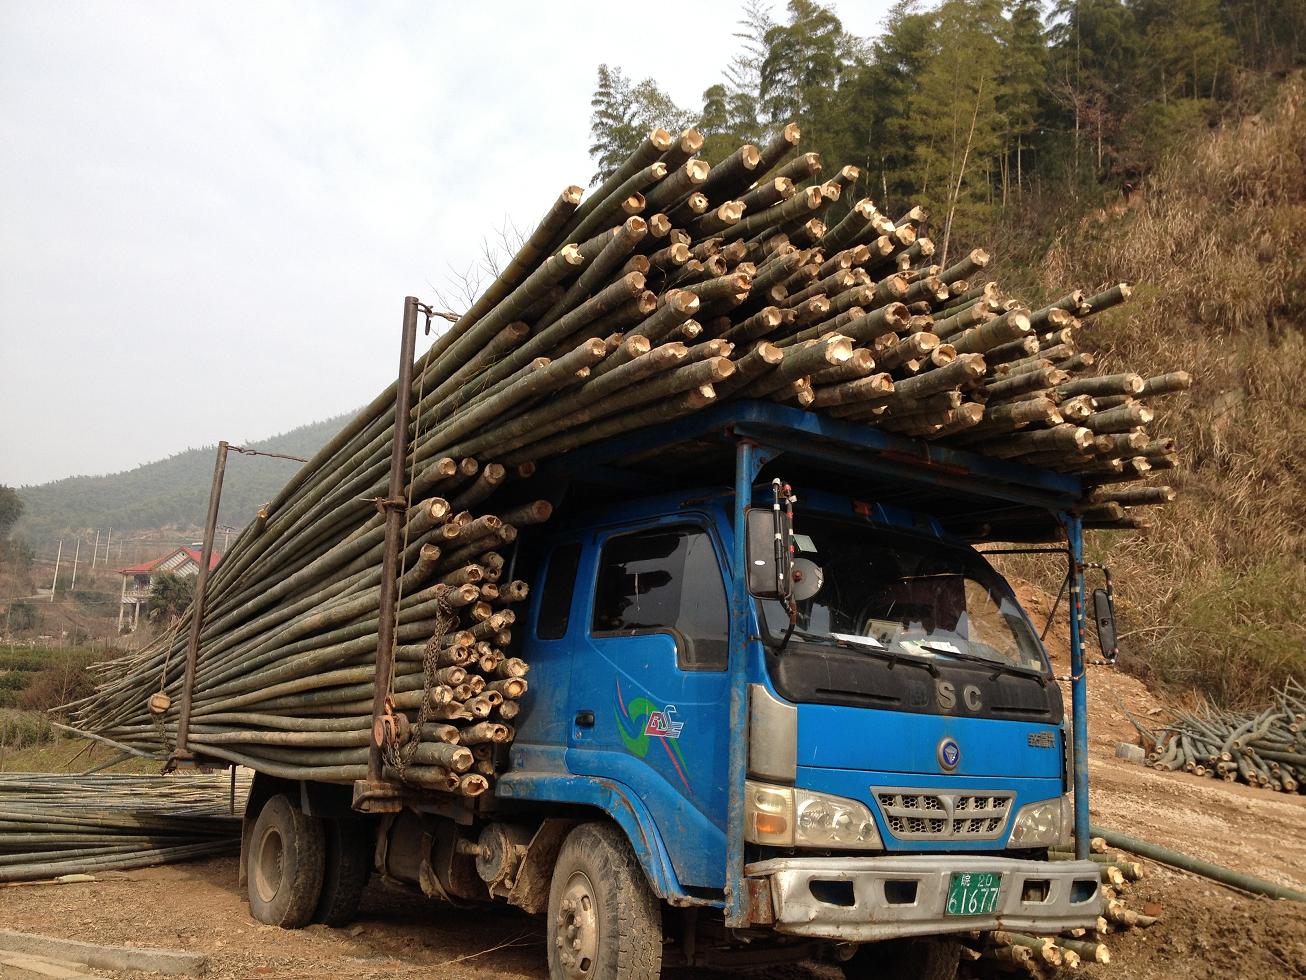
247,794 -> 325,929
546,822 -> 661,980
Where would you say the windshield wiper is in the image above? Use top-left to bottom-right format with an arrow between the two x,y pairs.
780,630 -> 939,677
915,644 -> 1047,686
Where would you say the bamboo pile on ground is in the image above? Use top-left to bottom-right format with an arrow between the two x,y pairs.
0,771 -> 245,883
1126,678 -> 1305,793
964,836 -> 1154,976
58,121 -> 1187,798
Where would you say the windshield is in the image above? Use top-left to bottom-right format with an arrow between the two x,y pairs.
759,514 -> 1047,674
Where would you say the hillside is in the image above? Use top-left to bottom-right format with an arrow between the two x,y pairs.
13,412 -> 353,551
995,75 -> 1306,707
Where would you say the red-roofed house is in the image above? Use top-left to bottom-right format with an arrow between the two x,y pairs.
118,546 -> 220,631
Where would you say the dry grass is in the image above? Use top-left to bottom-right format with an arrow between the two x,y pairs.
1005,76 -> 1306,707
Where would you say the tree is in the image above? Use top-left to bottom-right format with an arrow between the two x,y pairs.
849,0 -> 935,210
759,0 -> 849,141
0,486 -> 22,540
997,0 -> 1049,201
147,573 -> 194,626
907,0 -> 1007,261
1047,0 -> 1140,183
588,65 -> 694,185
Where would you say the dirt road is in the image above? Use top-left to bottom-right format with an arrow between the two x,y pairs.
2,732 -> 1303,980
2,589 -> 1303,978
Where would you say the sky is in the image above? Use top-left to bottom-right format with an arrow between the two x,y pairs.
0,0 -> 892,487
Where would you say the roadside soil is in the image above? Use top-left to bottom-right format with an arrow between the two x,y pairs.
1,583 -> 1302,978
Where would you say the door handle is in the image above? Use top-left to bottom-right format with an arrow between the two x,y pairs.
574,710 -> 595,728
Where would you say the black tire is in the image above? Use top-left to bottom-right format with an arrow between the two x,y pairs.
546,822 -> 661,980
841,937 -> 961,980
314,817 -> 372,927
246,794 -> 326,929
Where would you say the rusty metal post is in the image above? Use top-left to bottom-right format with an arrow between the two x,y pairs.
366,296 -> 420,784
170,440 -> 228,767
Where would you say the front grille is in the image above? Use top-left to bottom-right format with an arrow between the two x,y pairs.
874,789 -> 1014,841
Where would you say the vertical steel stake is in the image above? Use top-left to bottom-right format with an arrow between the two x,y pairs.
170,440 -> 228,768
367,296 -> 420,784
1066,514 -> 1091,859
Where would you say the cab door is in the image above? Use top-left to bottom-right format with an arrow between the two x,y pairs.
565,519 -> 731,890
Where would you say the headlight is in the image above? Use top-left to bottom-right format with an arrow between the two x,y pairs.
1008,794 -> 1073,848
744,780 -> 882,850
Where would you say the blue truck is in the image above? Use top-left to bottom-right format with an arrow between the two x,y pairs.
238,400 -> 1106,979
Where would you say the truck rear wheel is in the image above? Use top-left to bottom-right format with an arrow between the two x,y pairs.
314,817 -> 371,927
546,822 -> 661,980
247,794 -> 325,929
841,937 -> 961,980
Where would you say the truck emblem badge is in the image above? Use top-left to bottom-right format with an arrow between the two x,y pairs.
614,679 -> 692,793
644,705 -> 684,739
938,737 -> 961,772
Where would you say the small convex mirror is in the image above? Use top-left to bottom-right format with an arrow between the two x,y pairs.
791,557 -> 824,602
1093,587 -> 1118,662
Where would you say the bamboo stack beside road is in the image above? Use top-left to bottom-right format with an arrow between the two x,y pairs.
1128,679 -> 1306,793
59,121 -> 1188,796
0,771 -> 245,882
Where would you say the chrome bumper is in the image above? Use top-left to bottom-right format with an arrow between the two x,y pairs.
746,855 -> 1102,942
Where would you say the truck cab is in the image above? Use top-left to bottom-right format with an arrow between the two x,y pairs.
241,402 -> 1104,978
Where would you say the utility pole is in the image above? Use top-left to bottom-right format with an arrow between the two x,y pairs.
50,540 -> 63,602
92,530 -> 101,569
105,528 -> 112,566
69,538 -> 81,592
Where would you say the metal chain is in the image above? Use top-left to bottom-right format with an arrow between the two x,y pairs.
383,590 -> 457,782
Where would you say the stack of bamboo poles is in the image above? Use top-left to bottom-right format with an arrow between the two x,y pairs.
59,122 -> 1185,796
1127,679 -> 1305,793
0,772 -> 245,883
965,837 -> 1154,975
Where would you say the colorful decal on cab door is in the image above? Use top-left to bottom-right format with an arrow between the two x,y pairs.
615,678 -> 692,793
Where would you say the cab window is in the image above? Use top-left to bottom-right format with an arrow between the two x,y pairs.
591,526 -> 728,670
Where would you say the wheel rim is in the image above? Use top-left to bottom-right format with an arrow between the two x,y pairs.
555,870 -> 599,978
254,825 -> 284,905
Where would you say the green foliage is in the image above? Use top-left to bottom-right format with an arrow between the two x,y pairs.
759,1 -> 849,128
0,709 -> 54,751
0,486 -> 22,540
15,412 -> 352,552
0,536 -> 34,571
6,602 -> 37,634
585,0 -> 1289,227
147,572 -> 194,625
1136,559 -> 1306,709
588,65 -> 695,185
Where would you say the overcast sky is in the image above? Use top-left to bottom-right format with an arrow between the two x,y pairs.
0,1 -> 891,487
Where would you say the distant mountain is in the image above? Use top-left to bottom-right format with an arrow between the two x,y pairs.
14,412 -> 355,549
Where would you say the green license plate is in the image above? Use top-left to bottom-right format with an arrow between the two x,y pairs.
945,871 -> 1002,916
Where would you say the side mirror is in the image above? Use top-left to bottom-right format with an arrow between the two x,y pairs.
746,508 -> 793,600
1093,587 -> 1118,662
